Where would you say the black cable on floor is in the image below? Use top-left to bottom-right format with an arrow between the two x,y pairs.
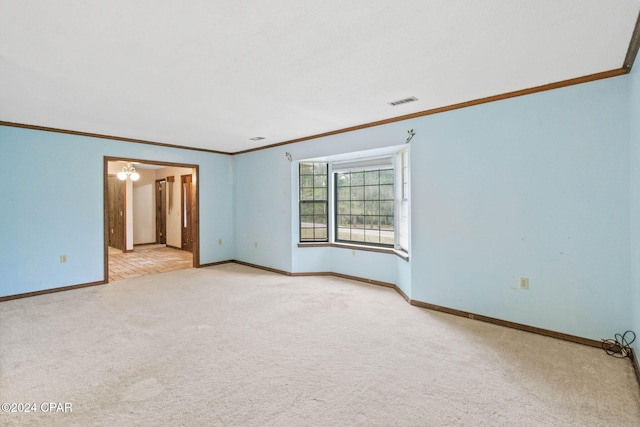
602,330 -> 636,358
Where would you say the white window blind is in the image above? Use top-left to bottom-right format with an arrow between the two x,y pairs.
332,156 -> 393,173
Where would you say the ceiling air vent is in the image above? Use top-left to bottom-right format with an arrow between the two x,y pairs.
249,136 -> 266,141
388,96 -> 418,106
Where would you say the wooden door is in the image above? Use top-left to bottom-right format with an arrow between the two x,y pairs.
181,174 -> 195,252
107,175 -> 125,251
156,179 -> 167,244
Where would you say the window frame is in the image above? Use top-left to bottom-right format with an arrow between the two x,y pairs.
396,149 -> 410,253
297,147 -> 409,258
334,167 -> 395,248
298,162 -> 329,243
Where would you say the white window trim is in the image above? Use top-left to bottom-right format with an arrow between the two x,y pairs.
297,145 -> 410,259
396,149 -> 410,253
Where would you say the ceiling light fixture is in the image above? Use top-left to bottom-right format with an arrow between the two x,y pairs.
249,136 -> 266,141
117,162 -> 140,181
388,96 -> 419,106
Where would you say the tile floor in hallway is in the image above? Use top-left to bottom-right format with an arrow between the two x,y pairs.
108,245 -> 193,282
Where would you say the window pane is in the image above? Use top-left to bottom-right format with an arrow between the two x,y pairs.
380,184 -> 394,200
380,201 -> 394,216
315,228 -> 327,239
300,188 -> 313,200
300,228 -> 315,240
365,170 -> 379,185
299,163 -> 314,175
381,216 -> 394,230
351,172 -> 364,186
314,163 -> 327,175
338,214 -> 351,226
365,229 -> 380,244
380,169 -> 394,184
354,217 -> 362,228
365,185 -> 379,200
301,203 -> 314,215
302,159 -> 405,247
299,162 -> 328,242
380,231 -> 394,245
365,215 -> 380,229
337,187 -> 350,200
351,186 -> 364,200
300,175 -> 314,188
334,167 -> 394,247
365,201 -> 379,215
351,201 -> 364,215
337,227 -> 351,241
314,188 -> 327,201
314,215 -> 327,226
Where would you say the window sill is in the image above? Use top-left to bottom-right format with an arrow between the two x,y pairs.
298,242 -> 409,261
393,249 -> 410,262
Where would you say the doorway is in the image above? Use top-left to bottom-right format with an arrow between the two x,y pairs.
104,158 -> 200,282
107,175 -> 125,251
181,174 -> 195,252
156,179 -> 167,244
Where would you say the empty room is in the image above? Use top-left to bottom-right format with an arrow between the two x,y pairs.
1,1 -> 640,425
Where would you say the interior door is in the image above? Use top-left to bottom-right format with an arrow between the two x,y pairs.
107,175 -> 125,251
181,174 -> 195,252
156,179 -> 166,244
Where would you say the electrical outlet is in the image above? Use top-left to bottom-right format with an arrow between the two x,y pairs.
255,241 -> 258,248
218,239 -> 222,245
519,277 -> 529,290
60,255 -> 67,264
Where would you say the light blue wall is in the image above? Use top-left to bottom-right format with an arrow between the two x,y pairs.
410,77 -> 631,340
0,126 -> 234,297
234,124 -> 412,296
631,64 -> 640,351
233,147 -> 294,272
235,75 -> 632,341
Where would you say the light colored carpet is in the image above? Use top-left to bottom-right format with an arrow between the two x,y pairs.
1,263 -> 639,426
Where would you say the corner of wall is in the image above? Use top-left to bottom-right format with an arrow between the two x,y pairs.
630,65 -> 640,351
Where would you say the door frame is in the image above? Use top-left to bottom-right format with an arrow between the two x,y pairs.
155,178 -> 167,244
107,174 -> 127,251
180,174 -> 195,252
103,157 -> 200,283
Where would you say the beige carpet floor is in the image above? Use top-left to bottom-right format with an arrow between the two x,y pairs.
1,263 -> 639,426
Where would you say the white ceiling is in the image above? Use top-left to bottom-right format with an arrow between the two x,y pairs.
1,1 -> 638,153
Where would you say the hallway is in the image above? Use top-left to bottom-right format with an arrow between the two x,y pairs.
108,245 -> 192,282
